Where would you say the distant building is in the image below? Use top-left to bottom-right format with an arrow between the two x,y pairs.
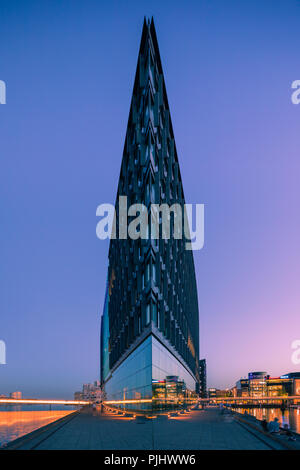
248,372 -> 267,397
10,391 -> 22,399
266,372 -> 300,397
198,359 -> 207,398
208,388 -> 232,399
74,381 -> 102,402
233,371 -> 300,398
74,391 -> 83,401
280,372 -> 300,380
266,377 -> 292,396
235,372 -> 268,397
236,379 -> 249,397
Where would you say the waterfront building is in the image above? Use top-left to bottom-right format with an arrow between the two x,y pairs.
74,391 -> 83,401
10,391 -> 22,399
266,373 -> 300,397
207,388 -> 233,399
207,388 -> 217,399
248,371 -> 267,397
233,372 -> 300,398
286,372 -> 300,396
82,382 -> 102,401
74,382 -> 102,402
235,372 -> 268,398
236,378 -> 249,397
100,18 -> 200,412
266,377 -> 292,397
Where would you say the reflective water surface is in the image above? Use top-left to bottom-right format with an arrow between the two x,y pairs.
235,407 -> 300,433
0,405 -> 76,447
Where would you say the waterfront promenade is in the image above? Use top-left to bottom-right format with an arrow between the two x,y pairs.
4,407 -> 299,450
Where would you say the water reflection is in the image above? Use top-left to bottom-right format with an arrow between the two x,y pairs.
152,375 -> 197,411
0,406 -> 76,447
235,407 -> 300,433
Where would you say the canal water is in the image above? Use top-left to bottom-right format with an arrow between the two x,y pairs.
0,405 -> 78,447
235,407 -> 300,433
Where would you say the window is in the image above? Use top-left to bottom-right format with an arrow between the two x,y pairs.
146,261 -> 150,283
152,303 -> 158,326
152,263 -> 156,283
146,304 -> 150,325
145,177 -> 150,206
151,177 -> 156,203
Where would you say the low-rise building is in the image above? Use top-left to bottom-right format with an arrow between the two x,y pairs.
266,373 -> 300,397
236,379 -> 249,397
74,381 -> 103,402
233,371 -> 300,398
74,391 -> 83,401
10,391 -> 22,399
208,388 -> 233,398
208,388 -> 217,399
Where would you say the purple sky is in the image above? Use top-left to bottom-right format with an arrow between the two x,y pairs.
1,0 -> 300,398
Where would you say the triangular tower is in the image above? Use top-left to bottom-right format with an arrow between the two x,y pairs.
101,18 -> 200,412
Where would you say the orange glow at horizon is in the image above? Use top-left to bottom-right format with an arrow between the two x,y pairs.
0,399 -> 89,405
0,410 -> 74,427
104,399 -> 152,405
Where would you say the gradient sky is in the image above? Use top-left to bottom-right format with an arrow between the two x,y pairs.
0,0 -> 299,398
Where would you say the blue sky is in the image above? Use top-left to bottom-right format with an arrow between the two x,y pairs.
0,0 -> 300,397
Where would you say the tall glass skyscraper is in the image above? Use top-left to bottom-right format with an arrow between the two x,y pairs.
100,18 -> 200,412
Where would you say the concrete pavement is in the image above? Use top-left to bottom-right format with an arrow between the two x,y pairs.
5,407 -> 294,450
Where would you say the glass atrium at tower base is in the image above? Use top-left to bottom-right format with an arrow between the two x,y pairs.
103,335 -> 198,413
100,18 -> 200,413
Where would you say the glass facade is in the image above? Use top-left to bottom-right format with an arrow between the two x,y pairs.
105,336 -> 152,410
100,282 -> 110,383
152,336 -> 197,411
248,372 -> 267,397
104,335 -> 197,412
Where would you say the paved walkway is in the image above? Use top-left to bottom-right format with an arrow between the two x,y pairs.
6,407 -> 293,450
